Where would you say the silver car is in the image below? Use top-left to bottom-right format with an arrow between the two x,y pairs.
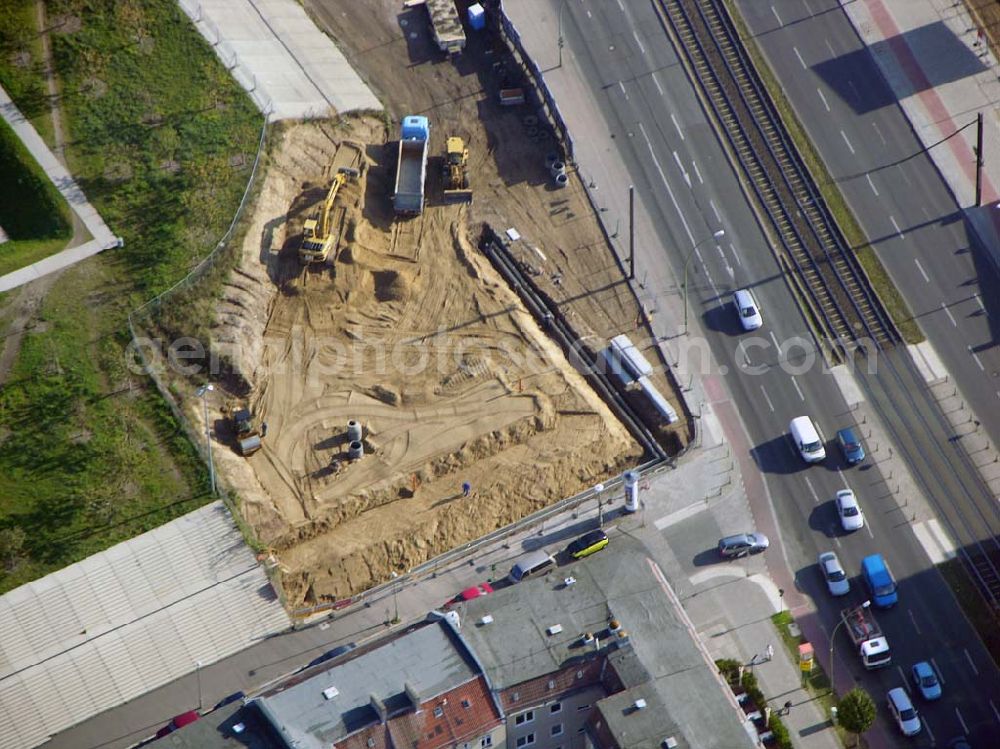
818,551 -> 850,596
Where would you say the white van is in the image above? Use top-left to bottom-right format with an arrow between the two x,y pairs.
790,416 -> 826,463
508,550 -> 556,583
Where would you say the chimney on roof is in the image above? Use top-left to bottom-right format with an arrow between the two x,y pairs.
404,682 -> 422,710
370,693 -> 387,722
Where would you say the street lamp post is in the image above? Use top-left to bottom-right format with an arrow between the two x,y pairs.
682,229 -> 726,334
557,0 -> 569,68
828,600 -> 870,697
391,571 -> 400,624
195,660 -> 203,711
195,384 -> 216,496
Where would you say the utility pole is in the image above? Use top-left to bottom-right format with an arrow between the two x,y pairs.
195,384 -> 216,496
628,185 -> 635,280
975,111 -> 984,207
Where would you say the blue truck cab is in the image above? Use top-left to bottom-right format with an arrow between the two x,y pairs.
861,554 -> 898,608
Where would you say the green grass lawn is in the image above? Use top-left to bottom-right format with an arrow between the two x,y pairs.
0,0 -> 55,146
0,0 -> 262,594
0,116 -> 72,275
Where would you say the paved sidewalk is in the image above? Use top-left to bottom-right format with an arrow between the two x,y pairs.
0,85 -> 119,294
176,0 -> 380,119
841,0 -> 1000,261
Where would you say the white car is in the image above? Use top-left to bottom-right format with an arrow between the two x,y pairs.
818,551 -> 850,596
732,288 -> 762,331
835,489 -> 865,532
887,687 -> 922,737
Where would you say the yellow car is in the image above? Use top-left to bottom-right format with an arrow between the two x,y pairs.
567,529 -> 609,559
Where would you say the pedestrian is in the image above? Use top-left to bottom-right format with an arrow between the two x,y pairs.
462,481 -> 472,497
766,644 -> 774,661
783,700 -> 793,716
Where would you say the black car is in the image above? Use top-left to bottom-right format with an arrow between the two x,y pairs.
306,642 -> 357,669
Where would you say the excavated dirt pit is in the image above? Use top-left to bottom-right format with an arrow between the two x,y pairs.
209,116 -> 642,607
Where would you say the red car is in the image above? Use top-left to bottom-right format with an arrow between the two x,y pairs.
444,582 -> 494,608
155,711 -> 200,738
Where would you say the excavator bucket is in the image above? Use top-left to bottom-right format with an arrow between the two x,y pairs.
443,136 -> 472,203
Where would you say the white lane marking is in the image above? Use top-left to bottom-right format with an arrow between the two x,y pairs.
970,347 -> 985,371
924,720 -> 935,746
791,376 -> 805,401
802,0 -> 813,12
896,666 -> 908,689
890,215 -> 905,238
964,648 -> 979,675
873,121 -> 887,144
632,29 -> 646,54
942,303 -> 957,326
975,293 -> 987,316
955,707 -> 968,735
618,80 -> 629,100
710,198 -> 722,223
673,150 -> 691,187
865,521 -> 875,540
760,385 -> 775,412
729,242 -> 742,266
716,244 -> 727,262
638,122 -> 695,245
990,699 -> 1000,723
670,112 -> 685,140
913,258 -> 929,282
652,72 -> 664,96
847,80 -> 860,103
772,5 -> 783,26
899,164 -> 913,186
793,46 -> 806,69
825,39 -> 836,58
803,475 -> 820,504
866,173 -> 879,196
931,657 -> 944,684
769,330 -> 780,350
692,160 -> 704,184
706,272 -> 719,299
818,88 -> 830,112
586,9 -> 592,19
841,129 -> 855,154
616,0 -> 625,11
908,609 -> 922,635
654,501 -> 708,530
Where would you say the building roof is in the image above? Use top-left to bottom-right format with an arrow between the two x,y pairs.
457,563 -> 612,690
454,539 -> 757,748
0,502 -> 290,749
255,620 -> 481,749
339,677 -> 500,749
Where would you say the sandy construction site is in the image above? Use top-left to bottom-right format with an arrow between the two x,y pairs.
210,116 -> 644,607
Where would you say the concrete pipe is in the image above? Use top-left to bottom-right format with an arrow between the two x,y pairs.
553,172 -> 569,189
348,440 -> 364,461
545,151 -> 560,168
550,160 -> 566,177
347,419 -> 363,442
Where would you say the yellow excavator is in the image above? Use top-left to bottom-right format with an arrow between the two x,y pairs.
299,172 -> 347,265
442,136 -> 472,203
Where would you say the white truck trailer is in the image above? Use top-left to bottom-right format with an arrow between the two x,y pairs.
840,604 -> 891,669
393,116 -> 430,216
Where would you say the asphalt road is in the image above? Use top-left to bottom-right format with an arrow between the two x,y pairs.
552,0 -> 1000,744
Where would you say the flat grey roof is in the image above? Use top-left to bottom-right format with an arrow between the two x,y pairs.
0,502 -> 289,749
255,620 -> 477,749
457,538 -> 757,748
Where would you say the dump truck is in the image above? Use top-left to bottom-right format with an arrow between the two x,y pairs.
442,135 -> 472,203
422,0 -> 466,55
299,172 -> 347,265
840,603 -> 891,669
222,402 -> 267,457
393,116 -> 430,216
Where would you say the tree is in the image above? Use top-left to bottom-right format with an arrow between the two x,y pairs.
837,687 -> 876,746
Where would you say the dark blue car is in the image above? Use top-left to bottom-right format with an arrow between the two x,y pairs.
836,427 -> 865,465
306,642 -> 357,669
